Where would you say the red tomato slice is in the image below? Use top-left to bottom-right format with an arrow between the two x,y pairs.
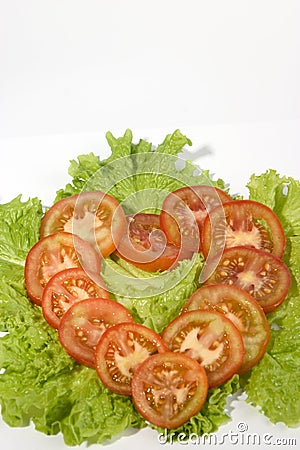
183,284 -> 270,373
40,191 -> 126,258
160,185 -> 231,252
162,310 -> 244,388
201,200 -> 286,259
24,231 -> 101,306
131,352 -> 208,429
204,246 -> 291,313
95,322 -> 168,395
58,298 -> 133,368
115,213 -> 186,272
42,267 -> 109,329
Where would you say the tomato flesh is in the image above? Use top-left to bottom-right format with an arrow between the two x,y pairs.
160,185 -> 231,252
42,267 -> 109,329
58,298 -> 133,367
95,322 -> 168,395
183,284 -> 270,373
24,231 -> 101,305
115,213 -> 182,272
162,310 -> 244,388
204,246 -> 291,313
201,200 -> 286,259
131,352 -> 208,429
40,192 -> 126,258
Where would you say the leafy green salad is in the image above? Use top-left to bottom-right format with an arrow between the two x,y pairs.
0,129 -> 299,445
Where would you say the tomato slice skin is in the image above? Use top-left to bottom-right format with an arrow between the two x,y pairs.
162,310 -> 244,388
42,267 -> 109,329
183,284 -> 270,374
131,352 -> 208,429
201,199 -> 286,259
115,213 -> 183,272
204,246 -> 291,313
95,322 -> 168,395
160,185 -> 231,252
40,191 -> 126,258
24,231 -> 101,306
58,298 -> 133,368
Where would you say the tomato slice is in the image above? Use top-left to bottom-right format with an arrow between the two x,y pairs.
162,310 -> 244,388
183,284 -> 270,373
131,352 -> 208,429
201,200 -> 286,259
204,246 -> 291,313
58,298 -> 133,367
42,268 -> 109,329
115,213 -> 185,272
40,191 -> 126,258
95,322 -> 168,395
24,231 -> 101,306
160,185 -> 231,252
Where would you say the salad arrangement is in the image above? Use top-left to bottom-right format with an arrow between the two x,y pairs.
0,129 -> 299,445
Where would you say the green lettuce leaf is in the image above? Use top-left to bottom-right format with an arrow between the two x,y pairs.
0,196 -> 43,285
55,152 -> 102,200
247,169 -> 300,236
55,129 -> 228,214
101,253 -> 203,333
244,286 -> 300,426
245,171 -> 300,426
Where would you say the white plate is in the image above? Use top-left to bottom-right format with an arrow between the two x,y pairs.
0,123 -> 299,450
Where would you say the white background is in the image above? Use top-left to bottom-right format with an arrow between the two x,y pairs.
0,0 -> 300,138
0,1 -> 299,449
